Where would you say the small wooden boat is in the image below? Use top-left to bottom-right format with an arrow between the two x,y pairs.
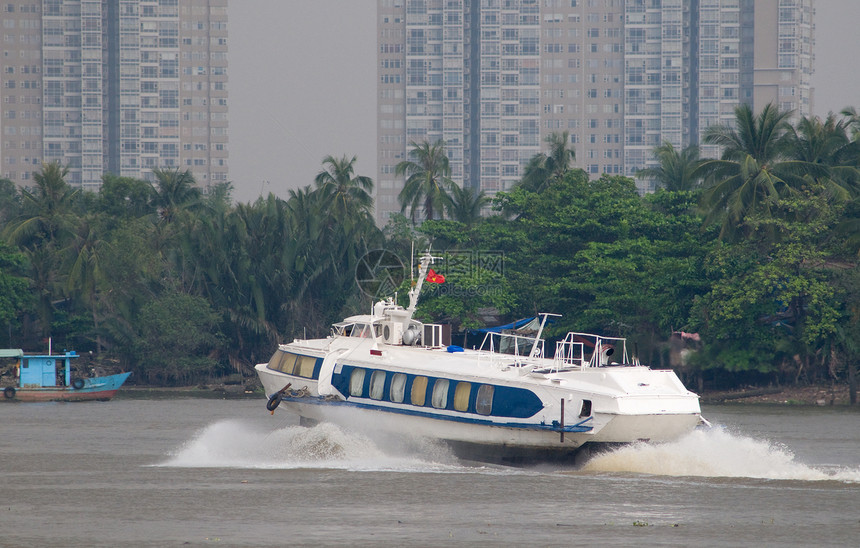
1,348 -> 130,402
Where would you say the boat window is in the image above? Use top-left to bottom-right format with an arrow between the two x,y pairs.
349,324 -> 371,338
390,373 -> 406,403
411,376 -> 428,406
454,382 -> 471,412
369,370 -> 386,400
349,368 -> 366,397
267,351 -> 297,374
280,353 -> 298,374
431,379 -> 449,409
266,351 -> 281,371
475,385 -> 494,416
295,355 -> 316,378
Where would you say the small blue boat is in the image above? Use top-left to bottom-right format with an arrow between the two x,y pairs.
1,349 -> 130,402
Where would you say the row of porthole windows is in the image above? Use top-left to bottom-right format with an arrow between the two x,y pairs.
349,368 -> 494,416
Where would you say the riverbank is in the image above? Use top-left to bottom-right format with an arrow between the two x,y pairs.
117,385 -> 261,400
701,383 -> 855,406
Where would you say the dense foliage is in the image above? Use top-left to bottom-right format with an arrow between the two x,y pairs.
0,104 -> 857,401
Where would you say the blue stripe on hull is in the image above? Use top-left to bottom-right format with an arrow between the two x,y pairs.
277,394 -> 593,433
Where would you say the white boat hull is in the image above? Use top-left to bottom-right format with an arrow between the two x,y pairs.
254,270 -> 704,465
257,362 -> 702,464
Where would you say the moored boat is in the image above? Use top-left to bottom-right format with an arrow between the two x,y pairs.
255,252 -> 706,464
1,348 -> 130,403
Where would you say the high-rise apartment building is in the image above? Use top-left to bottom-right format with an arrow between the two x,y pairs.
1,0 -> 228,192
376,0 -> 813,224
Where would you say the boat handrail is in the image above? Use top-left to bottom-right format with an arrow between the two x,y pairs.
477,331 -> 544,364
552,339 -> 587,371
560,332 -> 632,367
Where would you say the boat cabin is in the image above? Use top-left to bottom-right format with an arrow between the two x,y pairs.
1,349 -> 78,388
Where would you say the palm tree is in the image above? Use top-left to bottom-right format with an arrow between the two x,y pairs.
519,131 -> 577,192
314,154 -> 374,222
4,162 -> 78,247
637,142 -> 705,191
0,177 -> 20,225
788,114 -> 860,200
64,216 -> 111,352
150,167 -> 201,223
840,106 -> 860,140
446,184 -> 491,226
1,162 -> 79,337
698,103 -> 822,241
396,140 -> 455,222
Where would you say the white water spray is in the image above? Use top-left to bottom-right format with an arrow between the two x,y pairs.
582,426 -> 860,482
159,419 -> 469,472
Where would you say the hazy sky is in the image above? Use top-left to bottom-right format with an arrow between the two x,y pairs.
228,0 -> 860,204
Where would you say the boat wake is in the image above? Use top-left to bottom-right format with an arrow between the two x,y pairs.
160,419 -> 474,473
581,426 -> 860,482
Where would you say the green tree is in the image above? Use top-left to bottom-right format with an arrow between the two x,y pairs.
314,154 -> 374,223
788,114 -> 860,200
4,162 -> 79,248
690,190 -> 840,384
150,167 -> 201,223
97,174 -> 156,220
1,162 -> 79,338
396,140 -> 455,222
0,242 -> 30,345
519,131 -> 577,192
97,219 -> 162,363
0,177 -> 20,225
637,142 -> 705,191
203,181 -> 235,217
484,174 -> 712,347
699,103 -> 822,242
63,215 -> 111,352
830,267 -> 860,405
445,184 -> 490,227
132,292 -> 224,385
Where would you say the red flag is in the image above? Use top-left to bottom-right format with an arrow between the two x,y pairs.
427,268 -> 445,284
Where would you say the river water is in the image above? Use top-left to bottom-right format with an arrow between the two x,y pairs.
2,398 -> 858,547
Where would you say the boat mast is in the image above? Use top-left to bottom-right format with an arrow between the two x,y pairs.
405,251 -> 439,322
529,313 -> 561,358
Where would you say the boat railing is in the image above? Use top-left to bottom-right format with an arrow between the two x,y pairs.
477,331 -> 544,365
552,339 -> 587,371
555,332 -> 634,369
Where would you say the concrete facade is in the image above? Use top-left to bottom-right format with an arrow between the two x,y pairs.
0,0 -> 228,192
375,0 -> 814,224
